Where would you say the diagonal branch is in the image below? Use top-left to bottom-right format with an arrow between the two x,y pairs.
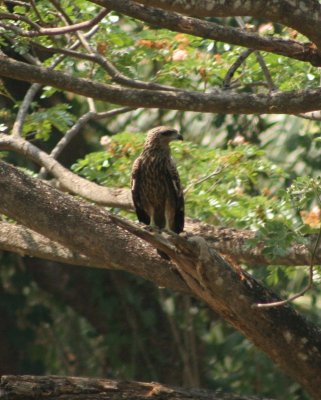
0,160 -> 321,399
0,9 -> 110,36
31,42 -> 185,91
223,49 -> 254,89
234,17 -> 277,91
10,25 -> 100,137
38,106 -> 135,178
0,133 -> 133,208
48,106 -> 135,159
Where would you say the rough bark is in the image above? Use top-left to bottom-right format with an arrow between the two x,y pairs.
0,221 -> 106,269
0,375 -> 274,400
0,220 -> 317,268
132,0 -> 321,48
0,133 -> 132,209
1,161 -> 321,398
93,0 -> 321,66
3,55 -> 321,114
0,160 -> 186,293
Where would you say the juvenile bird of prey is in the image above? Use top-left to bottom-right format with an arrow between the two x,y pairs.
131,126 -> 184,256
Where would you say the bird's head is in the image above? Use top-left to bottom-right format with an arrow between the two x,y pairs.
145,126 -> 183,149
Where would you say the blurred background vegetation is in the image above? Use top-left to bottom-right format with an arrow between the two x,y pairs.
1,2 -> 321,399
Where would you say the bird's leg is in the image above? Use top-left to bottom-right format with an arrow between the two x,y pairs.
143,212 -> 162,233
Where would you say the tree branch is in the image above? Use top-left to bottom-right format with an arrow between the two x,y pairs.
3,54 -> 321,114
10,25 -> 101,137
91,0 -> 321,66
0,133 -> 133,208
1,161 -> 321,398
0,129 -> 317,267
31,43 -> 185,91
0,216 -> 318,269
223,49 -> 254,89
0,8 -> 109,36
0,375 -> 274,400
0,221 -> 107,269
0,160 -> 186,292
38,106 -> 135,178
130,0 -> 321,49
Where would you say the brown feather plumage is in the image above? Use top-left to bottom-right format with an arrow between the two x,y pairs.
131,126 -> 184,258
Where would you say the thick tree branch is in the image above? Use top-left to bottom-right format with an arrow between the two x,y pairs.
1,161 -> 321,399
185,221 -> 316,267
0,375 -> 274,400
131,0 -> 321,49
92,0 -> 321,66
0,217 -> 317,269
0,160 -> 186,292
0,221 -> 106,269
3,55 -> 321,114
0,129 -> 317,267
0,133 -> 132,208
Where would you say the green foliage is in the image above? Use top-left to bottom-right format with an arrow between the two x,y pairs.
22,103 -> 75,140
72,132 -> 289,228
288,176 -> 321,211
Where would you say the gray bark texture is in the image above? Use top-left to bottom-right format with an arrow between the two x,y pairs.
3,55 -> 321,115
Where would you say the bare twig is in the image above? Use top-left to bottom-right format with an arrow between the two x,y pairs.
12,84 -> 41,137
254,234 -> 319,308
10,26 -> 99,137
223,49 -> 254,89
184,167 -> 223,194
45,1 -> 182,93
38,106 -> 135,178
235,17 -> 277,91
30,0 -> 45,24
87,97 -> 96,113
0,9 -> 109,37
31,43 -> 184,92
254,51 -> 277,91
0,12 -> 40,30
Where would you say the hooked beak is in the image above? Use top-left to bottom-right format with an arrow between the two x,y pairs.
177,133 -> 183,141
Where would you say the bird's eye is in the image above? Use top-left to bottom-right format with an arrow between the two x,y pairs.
162,130 -> 176,136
